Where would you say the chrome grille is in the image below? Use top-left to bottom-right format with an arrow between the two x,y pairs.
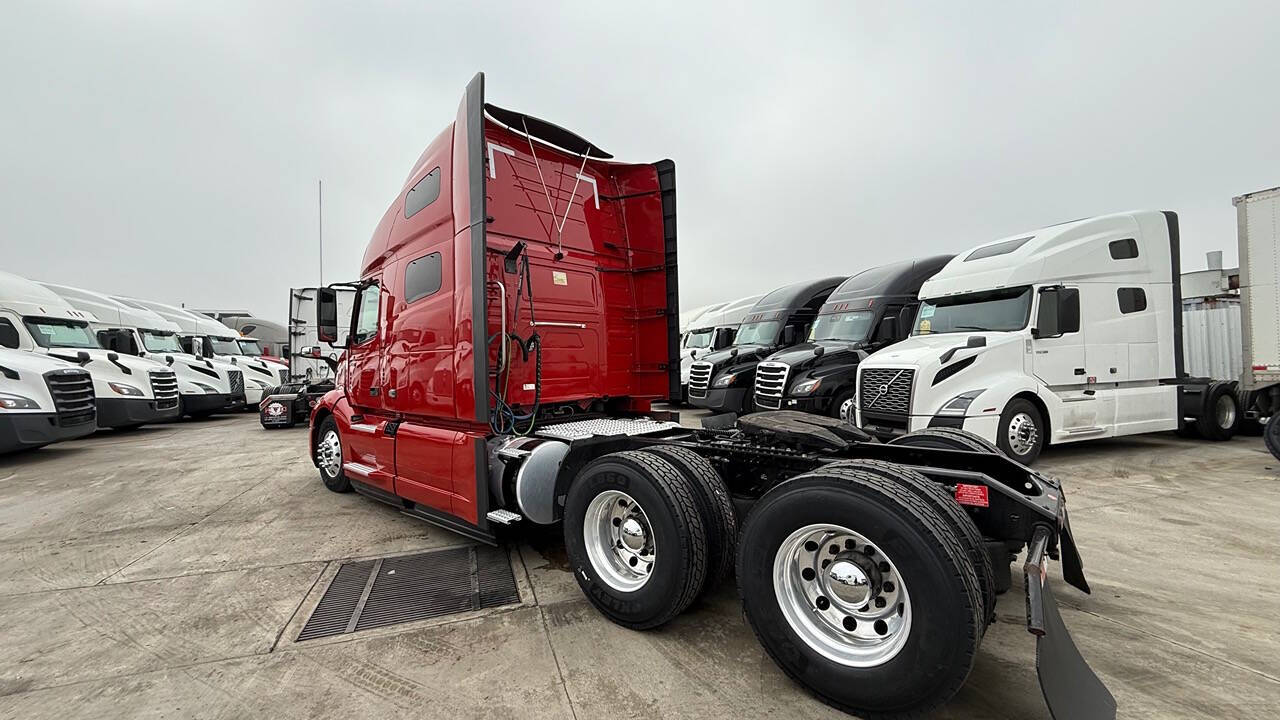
228,370 -> 244,395
43,369 -> 96,427
859,368 -> 915,416
149,370 -> 179,409
754,362 -> 790,410
687,361 -> 713,399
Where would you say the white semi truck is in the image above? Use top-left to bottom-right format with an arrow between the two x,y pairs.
113,297 -> 285,407
0,271 -> 179,429
855,211 -> 1240,464
0,347 -> 97,453
1234,186 -> 1280,459
40,283 -> 247,418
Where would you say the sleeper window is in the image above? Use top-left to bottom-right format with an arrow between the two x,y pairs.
405,253 -> 443,303
1117,287 -> 1147,314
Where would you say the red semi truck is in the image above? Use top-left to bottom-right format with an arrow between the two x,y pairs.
309,73 -> 1113,719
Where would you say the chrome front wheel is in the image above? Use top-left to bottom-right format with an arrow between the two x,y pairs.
318,429 -> 342,478
773,523 -> 911,667
1006,411 -> 1039,456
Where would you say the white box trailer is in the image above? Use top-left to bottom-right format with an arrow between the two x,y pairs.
854,211 -> 1241,464
288,287 -> 351,383
1234,186 -> 1280,455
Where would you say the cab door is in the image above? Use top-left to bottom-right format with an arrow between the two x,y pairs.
341,279 -> 397,494
1030,286 -> 1098,432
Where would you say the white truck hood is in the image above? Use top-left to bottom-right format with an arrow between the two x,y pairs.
863,332 -> 1025,390
0,348 -> 80,375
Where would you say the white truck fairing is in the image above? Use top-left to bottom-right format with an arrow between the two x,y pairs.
0,347 -> 97,453
856,211 -> 1183,462
113,296 -> 281,406
39,282 -> 247,416
0,271 -> 179,428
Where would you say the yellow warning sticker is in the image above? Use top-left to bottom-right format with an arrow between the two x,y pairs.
552,271 -> 568,286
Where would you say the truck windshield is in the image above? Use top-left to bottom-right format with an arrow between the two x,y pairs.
915,286 -> 1032,335
23,318 -> 100,349
209,336 -> 243,355
238,339 -> 264,355
734,320 -> 780,346
683,330 -> 713,349
810,311 -> 874,342
141,330 -> 183,353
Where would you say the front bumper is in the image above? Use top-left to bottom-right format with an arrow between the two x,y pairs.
760,394 -> 832,415
96,397 -> 180,428
689,386 -> 749,414
180,392 -> 246,416
0,412 -> 96,453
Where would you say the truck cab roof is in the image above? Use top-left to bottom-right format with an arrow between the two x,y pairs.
0,270 -> 99,325
821,256 -> 954,313
743,278 -> 847,323
39,282 -> 182,333
921,211 -> 1175,299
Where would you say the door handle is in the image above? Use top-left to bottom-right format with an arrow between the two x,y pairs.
1073,368 -> 1085,375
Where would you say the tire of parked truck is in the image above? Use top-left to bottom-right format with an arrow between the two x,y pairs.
1196,382 -> 1240,441
640,445 -> 737,594
563,450 -> 708,630
888,427 -> 1005,456
829,388 -> 857,420
1264,413 -> 1280,461
826,460 -> 997,627
995,398 -> 1046,464
314,416 -> 351,493
737,466 -> 983,718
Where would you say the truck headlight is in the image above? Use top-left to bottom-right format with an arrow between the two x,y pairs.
108,382 -> 145,397
191,382 -> 218,394
713,372 -> 738,388
937,389 -> 985,416
0,393 -> 41,410
792,378 -> 822,395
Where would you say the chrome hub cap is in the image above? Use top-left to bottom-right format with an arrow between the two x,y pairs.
773,524 -> 911,667
1007,412 -> 1039,456
584,490 -> 655,592
839,398 -> 855,424
1215,395 -> 1236,429
318,430 -> 341,478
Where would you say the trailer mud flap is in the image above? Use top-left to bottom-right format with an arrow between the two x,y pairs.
1025,527 -> 1115,720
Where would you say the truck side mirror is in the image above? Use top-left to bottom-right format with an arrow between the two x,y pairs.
877,316 -> 897,341
317,287 -> 339,344
897,306 -> 915,338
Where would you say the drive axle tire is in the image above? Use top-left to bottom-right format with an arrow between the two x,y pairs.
1196,382 -> 1240,441
737,467 -> 982,718
564,451 -> 708,630
827,460 -> 996,627
888,427 -> 1004,456
641,445 -> 737,594
314,416 -> 351,493
996,398 -> 1045,464
1264,413 -> 1280,461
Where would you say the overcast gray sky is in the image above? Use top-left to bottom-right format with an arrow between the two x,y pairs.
4,1 -> 1279,323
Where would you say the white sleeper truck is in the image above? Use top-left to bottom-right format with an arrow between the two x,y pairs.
41,282 -> 247,418
855,211 -> 1239,464
0,271 -> 180,429
0,347 -> 97,453
1234,187 -> 1280,458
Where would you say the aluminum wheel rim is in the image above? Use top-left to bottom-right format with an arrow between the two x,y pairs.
583,490 -> 655,592
1007,412 -> 1038,456
839,398 -> 855,424
773,523 -> 911,667
1215,395 -> 1236,429
318,430 -> 342,478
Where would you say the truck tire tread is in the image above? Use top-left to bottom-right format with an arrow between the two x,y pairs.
640,445 -> 737,594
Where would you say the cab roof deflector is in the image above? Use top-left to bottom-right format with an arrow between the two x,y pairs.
484,103 -> 613,159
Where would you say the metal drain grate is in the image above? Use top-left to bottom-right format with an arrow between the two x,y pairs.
297,545 -> 519,641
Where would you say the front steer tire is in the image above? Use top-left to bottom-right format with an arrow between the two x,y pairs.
315,416 -> 351,493
737,466 -> 983,718
564,450 -> 708,630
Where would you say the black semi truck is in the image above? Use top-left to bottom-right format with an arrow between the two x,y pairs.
752,256 -> 953,418
688,277 -> 845,415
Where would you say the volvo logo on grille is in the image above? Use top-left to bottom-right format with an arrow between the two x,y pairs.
866,369 -> 907,408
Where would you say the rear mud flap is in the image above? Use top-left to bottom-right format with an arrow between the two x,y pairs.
1026,545 -> 1116,720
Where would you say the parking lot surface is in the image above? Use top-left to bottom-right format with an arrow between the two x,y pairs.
1,413 -> 1278,719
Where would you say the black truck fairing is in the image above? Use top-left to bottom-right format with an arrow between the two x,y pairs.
687,276 -> 845,414
753,256 -> 953,417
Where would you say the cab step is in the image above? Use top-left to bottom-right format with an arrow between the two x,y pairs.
486,509 -> 522,525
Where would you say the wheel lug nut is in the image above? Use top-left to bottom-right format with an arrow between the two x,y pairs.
804,540 -> 818,552
874,597 -> 886,609
842,616 -> 857,631
801,567 -> 815,581
844,539 -> 856,550
883,581 -> 895,592
815,596 -> 830,610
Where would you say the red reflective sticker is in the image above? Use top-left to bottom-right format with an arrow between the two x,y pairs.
954,483 -> 989,508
